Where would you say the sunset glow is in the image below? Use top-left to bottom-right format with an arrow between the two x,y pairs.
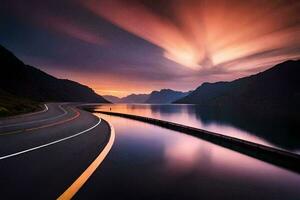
86,0 -> 300,69
1,1 -> 300,199
1,0 -> 300,97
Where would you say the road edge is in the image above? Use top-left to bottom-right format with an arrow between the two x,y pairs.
57,117 -> 115,200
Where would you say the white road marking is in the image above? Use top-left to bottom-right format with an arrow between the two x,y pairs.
44,104 -> 49,112
0,104 -> 67,129
0,119 -> 101,160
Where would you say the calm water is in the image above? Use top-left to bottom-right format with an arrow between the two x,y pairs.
94,104 -> 300,153
76,112 -> 300,199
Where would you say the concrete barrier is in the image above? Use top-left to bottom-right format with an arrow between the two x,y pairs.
95,110 -> 300,174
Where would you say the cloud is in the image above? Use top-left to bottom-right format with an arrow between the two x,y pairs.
2,0 -> 106,46
84,0 -> 203,69
45,15 -> 106,46
84,0 -> 300,74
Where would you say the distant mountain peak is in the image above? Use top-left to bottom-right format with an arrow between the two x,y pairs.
146,89 -> 191,104
104,89 -> 192,104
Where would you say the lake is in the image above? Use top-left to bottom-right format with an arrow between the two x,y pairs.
75,105 -> 300,199
93,104 -> 300,153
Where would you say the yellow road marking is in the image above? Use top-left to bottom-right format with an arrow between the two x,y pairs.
57,118 -> 115,200
0,109 -> 80,136
26,110 -> 80,131
0,104 -> 66,129
0,104 -> 49,121
0,130 -> 23,136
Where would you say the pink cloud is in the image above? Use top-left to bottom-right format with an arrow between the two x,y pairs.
46,15 -> 106,45
83,0 -> 300,74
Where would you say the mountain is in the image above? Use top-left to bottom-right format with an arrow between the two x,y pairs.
0,45 -> 109,103
175,60 -> 300,116
145,89 -> 191,104
104,94 -> 149,103
103,95 -> 121,103
119,94 -> 149,103
104,89 -> 191,104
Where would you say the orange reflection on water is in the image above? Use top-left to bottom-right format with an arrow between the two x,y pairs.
95,104 -> 275,148
97,110 -> 300,192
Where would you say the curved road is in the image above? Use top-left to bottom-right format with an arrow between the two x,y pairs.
0,103 -> 112,199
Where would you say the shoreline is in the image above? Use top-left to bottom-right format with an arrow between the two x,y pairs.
95,110 -> 300,174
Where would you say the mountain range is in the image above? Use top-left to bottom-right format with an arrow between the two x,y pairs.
145,89 -> 191,104
2,42 -> 299,118
175,60 -> 300,117
103,94 -> 148,103
104,89 -> 190,104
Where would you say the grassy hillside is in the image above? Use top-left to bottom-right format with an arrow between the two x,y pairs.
0,89 -> 41,117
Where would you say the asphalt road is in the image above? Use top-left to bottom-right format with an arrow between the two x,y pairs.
0,103 -> 112,199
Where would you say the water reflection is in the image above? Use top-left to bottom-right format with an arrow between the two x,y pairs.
190,106 -> 300,151
76,113 -> 300,200
94,104 -> 300,153
164,135 -> 208,173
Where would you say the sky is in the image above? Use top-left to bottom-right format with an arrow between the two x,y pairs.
1,0 -> 300,97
